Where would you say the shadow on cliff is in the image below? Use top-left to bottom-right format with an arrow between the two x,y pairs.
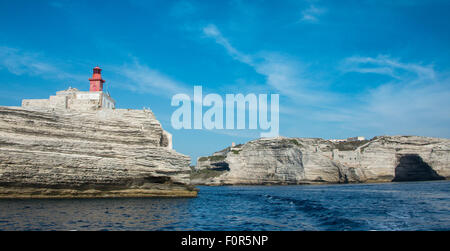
392,154 -> 445,182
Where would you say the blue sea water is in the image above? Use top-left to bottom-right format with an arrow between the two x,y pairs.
0,181 -> 449,231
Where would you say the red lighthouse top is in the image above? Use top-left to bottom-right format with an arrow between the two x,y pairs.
89,66 -> 105,92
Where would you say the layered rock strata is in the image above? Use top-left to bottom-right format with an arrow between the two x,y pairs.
193,136 -> 449,185
0,106 -> 196,198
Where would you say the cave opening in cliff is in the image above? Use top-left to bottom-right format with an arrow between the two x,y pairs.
393,154 -> 445,182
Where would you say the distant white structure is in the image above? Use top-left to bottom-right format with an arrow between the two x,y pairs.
330,136 -> 366,143
347,136 -> 366,142
22,87 -> 115,111
329,139 -> 347,143
22,67 -> 115,111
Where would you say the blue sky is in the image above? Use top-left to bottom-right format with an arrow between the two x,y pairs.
1,0 -> 450,164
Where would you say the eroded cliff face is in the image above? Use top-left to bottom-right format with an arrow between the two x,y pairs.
192,136 -> 449,185
0,106 -> 196,198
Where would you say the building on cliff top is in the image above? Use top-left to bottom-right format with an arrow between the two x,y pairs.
20,66 -> 174,150
330,136 -> 366,142
22,66 -> 115,111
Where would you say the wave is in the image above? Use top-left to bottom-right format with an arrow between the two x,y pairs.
260,194 -> 366,230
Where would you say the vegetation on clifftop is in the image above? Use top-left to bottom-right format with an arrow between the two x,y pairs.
333,140 -> 370,151
198,155 -> 227,162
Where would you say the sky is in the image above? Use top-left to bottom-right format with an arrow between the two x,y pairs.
1,0 -> 450,164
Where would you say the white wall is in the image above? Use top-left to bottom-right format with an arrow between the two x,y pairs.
102,95 -> 115,109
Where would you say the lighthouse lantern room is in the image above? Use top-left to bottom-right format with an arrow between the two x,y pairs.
89,66 -> 106,92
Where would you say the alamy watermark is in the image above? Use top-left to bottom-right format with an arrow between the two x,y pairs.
171,86 -> 279,137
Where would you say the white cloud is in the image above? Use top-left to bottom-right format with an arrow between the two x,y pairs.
299,5 -> 326,23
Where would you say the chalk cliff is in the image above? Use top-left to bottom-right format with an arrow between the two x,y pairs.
0,106 -> 196,198
192,136 -> 449,185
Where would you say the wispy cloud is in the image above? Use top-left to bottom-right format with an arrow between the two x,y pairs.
341,55 -> 436,80
109,58 -> 190,97
202,24 -> 335,106
299,5 -> 326,23
0,46 -> 84,81
319,55 -> 450,137
202,24 -> 253,65
0,46 -> 189,98
253,52 -> 335,105
201,24 -> 450,137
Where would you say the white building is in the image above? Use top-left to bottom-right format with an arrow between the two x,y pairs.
330,136 -> 366,142
22,67 -> 116,111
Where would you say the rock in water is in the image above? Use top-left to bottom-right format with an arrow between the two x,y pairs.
0,106 -> 197,198
193,136 -> 449,185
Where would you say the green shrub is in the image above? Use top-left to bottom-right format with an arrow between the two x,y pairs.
198,155 -> 226,162
209,155 -> 226,161
288,139 -> 301,147
334,140 -> 369,151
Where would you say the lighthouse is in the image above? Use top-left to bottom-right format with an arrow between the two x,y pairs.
22,66 -> 116,110
89,66 -> 106,92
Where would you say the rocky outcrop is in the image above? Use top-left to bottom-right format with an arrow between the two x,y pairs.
0,106 -> 197,198
192,136 -> 449,185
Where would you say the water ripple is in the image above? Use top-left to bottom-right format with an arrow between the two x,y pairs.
0,181 -> 448,230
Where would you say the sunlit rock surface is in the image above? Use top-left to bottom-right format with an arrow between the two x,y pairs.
0,106 -> 196,198
193,136 -> 449,185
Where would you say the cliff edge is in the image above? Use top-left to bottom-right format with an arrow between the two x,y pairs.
192,136 -> 449,185
0,106 -> 197,198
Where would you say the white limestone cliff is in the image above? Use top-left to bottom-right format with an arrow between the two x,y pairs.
192,136 -> 449,185
0,106 -> 196,198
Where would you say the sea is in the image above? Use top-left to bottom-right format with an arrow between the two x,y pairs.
0,181 -> 449,231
